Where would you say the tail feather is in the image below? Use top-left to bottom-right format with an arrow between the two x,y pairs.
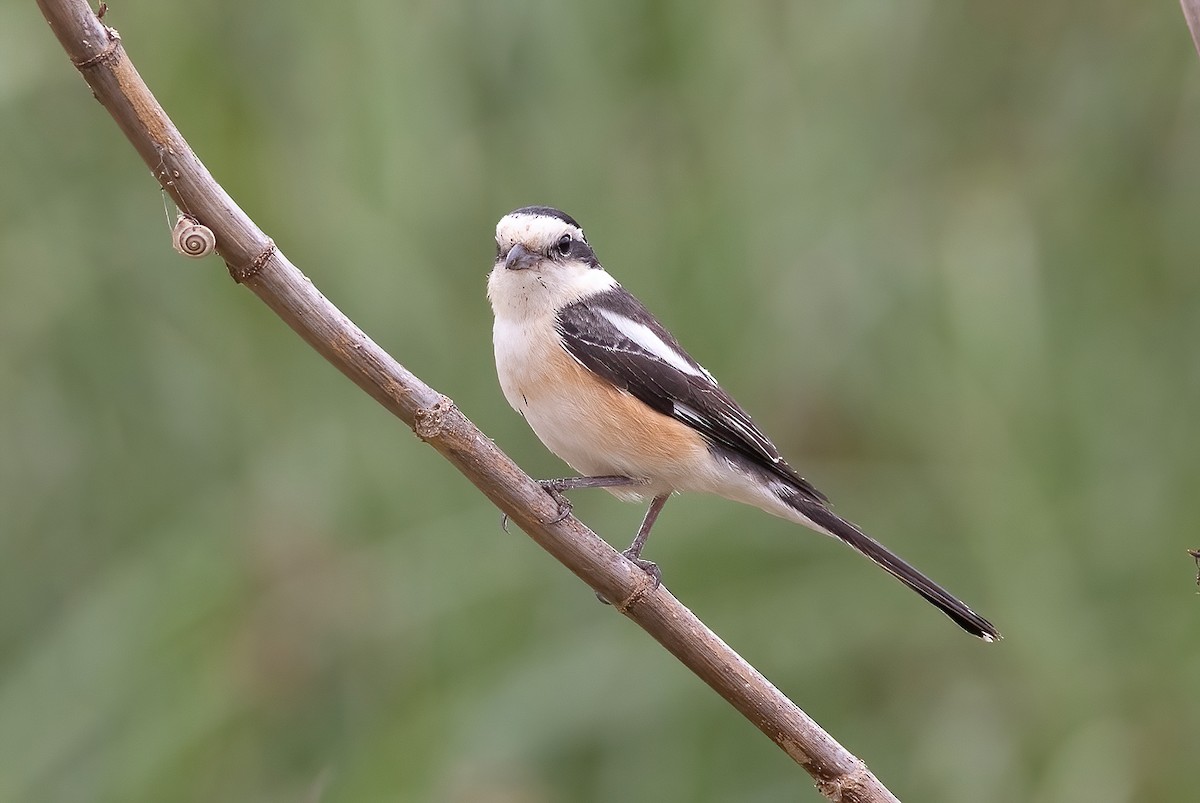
789,495 -> 1000,642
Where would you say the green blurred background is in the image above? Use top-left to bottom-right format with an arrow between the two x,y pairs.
3,1 -> 1199,801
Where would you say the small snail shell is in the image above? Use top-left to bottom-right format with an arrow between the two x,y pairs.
171,215 -> 216,258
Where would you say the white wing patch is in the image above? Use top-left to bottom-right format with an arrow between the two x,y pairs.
597,308 -> 703,377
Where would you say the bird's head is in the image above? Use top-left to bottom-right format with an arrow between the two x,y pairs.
487,206 -> 616,320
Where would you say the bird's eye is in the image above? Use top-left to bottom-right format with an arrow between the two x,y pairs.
555,234 -> 572,256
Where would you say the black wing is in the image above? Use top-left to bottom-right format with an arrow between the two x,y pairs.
556,287 -> 827,504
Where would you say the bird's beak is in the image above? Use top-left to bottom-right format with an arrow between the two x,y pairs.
504,242 -> 539,271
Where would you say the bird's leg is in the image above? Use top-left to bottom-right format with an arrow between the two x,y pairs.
621,494 -> 670,588
536,475 -> 646,523
501,475 -> 646,531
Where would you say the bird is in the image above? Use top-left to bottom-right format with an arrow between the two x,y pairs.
487,205 -> 999,641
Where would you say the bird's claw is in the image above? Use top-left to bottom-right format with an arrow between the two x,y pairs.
622,550 -> 662,590
596,551 -> 662,605
538,481 -> 574,524
498,483 -> 574,532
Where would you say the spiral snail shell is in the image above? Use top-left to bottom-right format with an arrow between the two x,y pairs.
171,215 -> 216,258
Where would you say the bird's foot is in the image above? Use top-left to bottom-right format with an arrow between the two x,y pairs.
622,550 -> 662,590
537,481 -> 574,524
498,481 -> 574,532
596,552 -> 661,606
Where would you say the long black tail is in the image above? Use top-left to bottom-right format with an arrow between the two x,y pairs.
792,497 -> 1000,641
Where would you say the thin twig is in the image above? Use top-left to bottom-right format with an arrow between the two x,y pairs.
1182,0 -> 1200,58
34,1 -> 901,800
1179,6 -> 1200,595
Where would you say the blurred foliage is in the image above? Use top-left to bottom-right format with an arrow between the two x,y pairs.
3,1 -> 1200,801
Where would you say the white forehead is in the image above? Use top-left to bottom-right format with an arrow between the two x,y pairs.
495,212 -> 584,251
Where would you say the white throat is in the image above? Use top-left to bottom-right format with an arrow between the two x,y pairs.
487,262 -> 618,322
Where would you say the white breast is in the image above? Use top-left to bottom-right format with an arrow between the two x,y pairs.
491,313 -> 559,416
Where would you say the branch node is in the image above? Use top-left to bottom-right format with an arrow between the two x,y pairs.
611,570 -> 659,614
71,27 -> 121,70
228,240 -> 276,283
414,395 -> 454,441
816,763 -> 874,802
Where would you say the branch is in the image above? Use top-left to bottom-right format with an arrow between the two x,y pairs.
35,2 -> 900,800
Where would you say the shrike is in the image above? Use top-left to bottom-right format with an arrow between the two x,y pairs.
487,205 -> 999,641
